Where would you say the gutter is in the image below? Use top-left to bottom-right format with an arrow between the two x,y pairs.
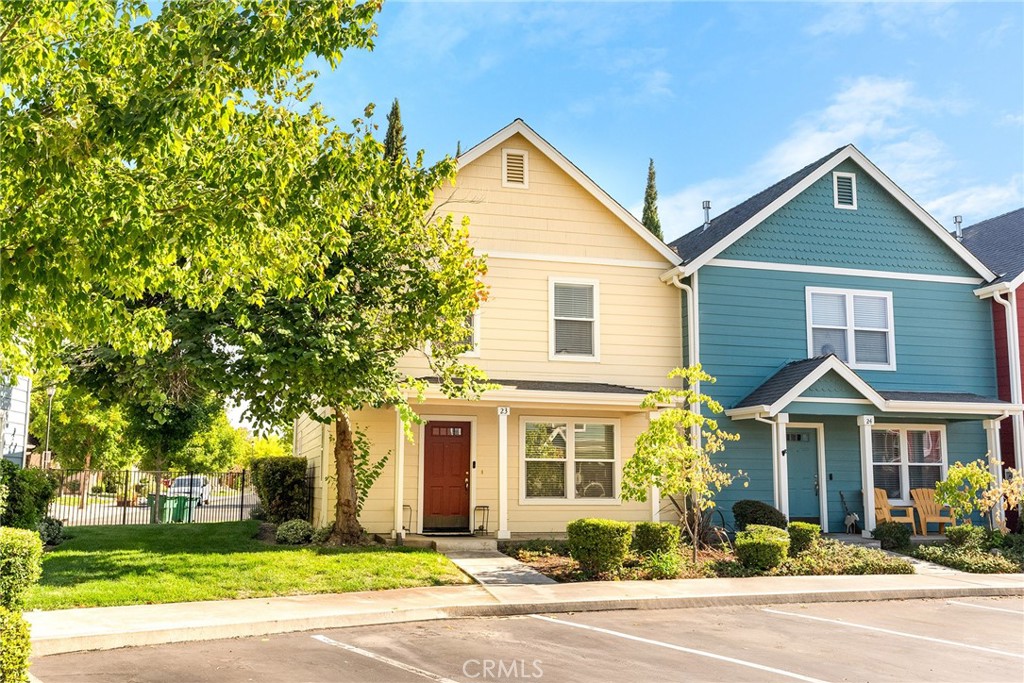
992,290 -> 1024,470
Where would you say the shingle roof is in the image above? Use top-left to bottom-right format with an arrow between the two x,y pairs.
961,208 -> 1024,284
669,147 -> 846,265
876,391 -> 1002,404
420,377 -> 648,395
733,356 -> 834,409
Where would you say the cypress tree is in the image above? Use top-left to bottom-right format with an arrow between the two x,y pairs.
642,158 -> 663,240
383,98 -> 406,162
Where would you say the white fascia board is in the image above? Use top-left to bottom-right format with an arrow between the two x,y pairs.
975,272 -> 1024,298
457,120 -> 682,267
678,145 -> 997,281
767,356 -> 888,415
411,387 -> 648,408
725,405 -> 771,419
883,401 -> 1023,416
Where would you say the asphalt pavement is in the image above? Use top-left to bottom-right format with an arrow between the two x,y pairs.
31,596 -> 1024,683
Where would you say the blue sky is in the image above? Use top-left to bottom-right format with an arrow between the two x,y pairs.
309,0 -> 1023,242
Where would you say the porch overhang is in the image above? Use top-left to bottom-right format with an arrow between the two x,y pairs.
412,377 -> 653,409
726,355 -> 1022,420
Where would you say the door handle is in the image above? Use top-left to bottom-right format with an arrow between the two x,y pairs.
814,474 -> 819,496
465,472 -> 470,490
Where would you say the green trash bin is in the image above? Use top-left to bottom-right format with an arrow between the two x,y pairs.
170,496 -> 196,523
147,494 -> 173,524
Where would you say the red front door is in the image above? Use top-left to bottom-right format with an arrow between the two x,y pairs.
423,421 -> 471,532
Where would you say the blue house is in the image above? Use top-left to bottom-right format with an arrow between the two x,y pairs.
664,145 -> 1022,535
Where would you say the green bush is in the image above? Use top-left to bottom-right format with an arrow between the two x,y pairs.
0,461 -> 58,530
776,538 -> 914,576
275,519 -> 314,545
90,484 -> 104,495
35,517 -> 65,546
915,545 -> 1019,574
640,550 -> 682,580
734,524 -> 790,570
732,500 -> 787,531
311,526 -> 333,544
945,524 -> 987,550
632,522 -> 681,556
66,479 -> 81,494
102,476 -> 120,494
249,503 -> 267,521
871,521 -> 912,550
0,606 -> 31,683
0,528 -> 43,610
251,458 -> 308,524
787,522 -> 821,556
566,518 -> 633,576
499,539 -> 569,561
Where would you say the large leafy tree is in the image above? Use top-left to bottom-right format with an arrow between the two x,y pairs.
29,385 -> 139,472
0,0 -> 382,377
177,412 -> 248,472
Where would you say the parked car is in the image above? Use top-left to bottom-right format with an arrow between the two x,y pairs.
166,475 -> 211,506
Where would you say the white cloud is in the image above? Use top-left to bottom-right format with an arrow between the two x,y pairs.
805,2 -> 957,39
924,175 -> 1024,226
655,76 -> 1023,240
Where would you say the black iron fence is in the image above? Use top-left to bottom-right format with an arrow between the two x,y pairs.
47,467 -> 317,527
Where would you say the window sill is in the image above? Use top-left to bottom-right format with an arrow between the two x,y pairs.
518,498 -> 621,506
548,354 -> 601,363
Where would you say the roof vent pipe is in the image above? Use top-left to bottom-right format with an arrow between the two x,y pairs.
702,200 -> 711,231
954,215 -> 963,240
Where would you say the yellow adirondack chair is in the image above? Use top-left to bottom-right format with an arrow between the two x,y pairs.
874,488 -> 917,533
910,488 -> 953,536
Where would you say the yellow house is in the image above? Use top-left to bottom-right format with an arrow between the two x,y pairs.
295,120 -> 684,539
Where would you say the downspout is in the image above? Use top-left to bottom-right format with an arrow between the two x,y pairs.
754,415 -> 780,510
993,291 -> 1024,470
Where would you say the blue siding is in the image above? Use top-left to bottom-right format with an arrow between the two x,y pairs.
718,160 -> 978,278
803,371 -> 867,399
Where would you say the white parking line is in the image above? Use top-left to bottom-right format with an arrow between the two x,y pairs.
947,600 -> 1024,615
530,615 -> 828,683
311,634 -> 460,683
763,608 -> 1024,659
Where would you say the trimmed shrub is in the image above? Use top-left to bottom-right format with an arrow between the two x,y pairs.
735,524 -> 790,570
311,526 -> 333,544
0,606 -> 31,683
777,538 -> 915,576
251,458 -> 308,524
66,479 -> 81,494
0,528 -> 43,610
915,545 -> 1019,574
566,518 -> 633,576
0,461 -> 57,530
276,519 -> 314,545
945,524 -> 987,550
640,550 -> 682,580
632,522 -> 681,556
871,521 -> 912,550
90,484 -> 104,495
787,522 -> 821,556
732,500 -> 787,531
36,517 -> 65,546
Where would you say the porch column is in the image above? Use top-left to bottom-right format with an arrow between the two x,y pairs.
984,418 -> 1005,528
497,406 -> 510,539
858,415 -> 876,537
651,486 -> 661,522
775,413 -> 790,519
393,408 -> 405,541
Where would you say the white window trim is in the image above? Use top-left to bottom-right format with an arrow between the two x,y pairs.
870,423 -> 948,506
461,312 -> 481,358
833,171 -> 857,210
548,277 -> 601,362
519,416 -> 621,505
501,148 -> 529,189
805,286 -> 896,371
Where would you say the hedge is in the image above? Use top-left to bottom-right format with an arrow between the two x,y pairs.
735,524 -> 790,570
787,522 -> 821,556
632,522 -> 681,556
0,606 -> 30,683
945,524 -> 987,550
0,528 -> 43,611
276,519 -> 314,545
871,521 -> 912,550
0,460 -> 57,530
732,500 -> 787,531
566,518 -> 633,576
251,457 -> 309,524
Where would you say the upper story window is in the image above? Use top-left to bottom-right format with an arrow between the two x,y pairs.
522,419 -> 618,503
550,278 -> 599,361
833,171 -> 857,209
807,287 -> 895,370
872,426 -> 945,504
461,312 -> 480,357
502,149 -> 529,188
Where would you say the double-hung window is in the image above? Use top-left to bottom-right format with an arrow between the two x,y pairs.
522,419 -> 617,502
871,426 -> 946,503
550,279 -> 599,361
807,287 -> 895,370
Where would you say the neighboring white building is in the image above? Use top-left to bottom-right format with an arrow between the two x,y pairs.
1,376 -> 32,467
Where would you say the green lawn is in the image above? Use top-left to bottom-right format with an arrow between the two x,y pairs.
27,521 -> 470,610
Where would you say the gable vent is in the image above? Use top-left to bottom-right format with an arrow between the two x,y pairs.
502,149 -> 529,188
833,172 -> 857,209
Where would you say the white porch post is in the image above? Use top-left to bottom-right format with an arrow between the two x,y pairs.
858,415 -> 876,537
775,413 -> 790,519
651,486 -> 661,522
497,406 -> 511,539
393,408 -> 406,541
984,418 -> 1005,528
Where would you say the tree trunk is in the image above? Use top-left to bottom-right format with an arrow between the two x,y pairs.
331,408 -> 363,544
78,451 -> 92,510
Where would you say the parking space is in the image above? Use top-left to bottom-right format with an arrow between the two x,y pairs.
31,597 -> 1024,683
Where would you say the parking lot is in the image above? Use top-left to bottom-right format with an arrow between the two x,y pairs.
31,597 -> 1024,682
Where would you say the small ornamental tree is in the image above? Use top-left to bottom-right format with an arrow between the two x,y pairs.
935,459 -> 994,525
641,158 -> 663,240
383,98 -> 407,162
621,366 -> 742,561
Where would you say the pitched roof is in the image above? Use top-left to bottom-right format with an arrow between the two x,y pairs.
665,145 -> 995,281
457,119 -> 681,266
876,390 -> 999,404
962,208 -> 1024,286
732,356 -> 833,409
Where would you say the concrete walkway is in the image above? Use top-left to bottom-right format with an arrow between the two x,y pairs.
443,550 -> 557,586
27,570 -> 1024,656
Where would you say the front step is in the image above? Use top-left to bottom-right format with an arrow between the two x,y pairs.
430,537 -> 498,552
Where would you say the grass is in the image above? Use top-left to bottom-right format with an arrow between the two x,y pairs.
26,521 -> 470,610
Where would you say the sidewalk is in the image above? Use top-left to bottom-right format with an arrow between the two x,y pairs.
27,571 -> 1024,656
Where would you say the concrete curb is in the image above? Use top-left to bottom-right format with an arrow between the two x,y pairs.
30,581 -> 1023,656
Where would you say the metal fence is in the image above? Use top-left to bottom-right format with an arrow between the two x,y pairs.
46,467 -> 317,527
